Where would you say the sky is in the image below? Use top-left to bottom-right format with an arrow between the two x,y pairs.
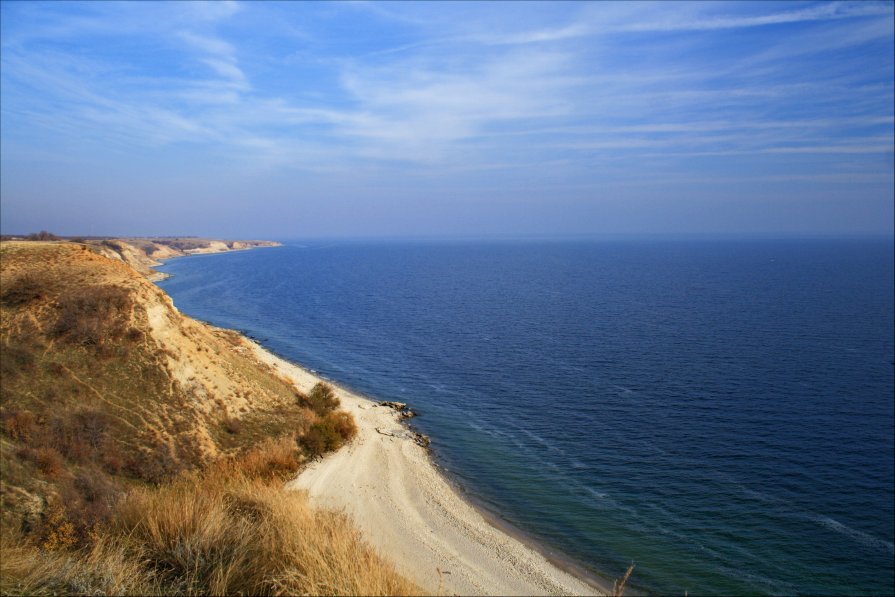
1,0 -> 893,239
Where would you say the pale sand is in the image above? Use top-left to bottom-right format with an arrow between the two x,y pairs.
247,341 -> 603,596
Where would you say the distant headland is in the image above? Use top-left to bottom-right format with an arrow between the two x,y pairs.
0,232 -> 281,281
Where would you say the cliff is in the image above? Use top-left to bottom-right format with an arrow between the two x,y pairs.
0,240 -> 417,595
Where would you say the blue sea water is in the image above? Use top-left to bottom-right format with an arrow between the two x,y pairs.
157,239 -> 894,596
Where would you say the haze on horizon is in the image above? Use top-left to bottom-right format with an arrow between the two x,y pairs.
1,1 -> 893,240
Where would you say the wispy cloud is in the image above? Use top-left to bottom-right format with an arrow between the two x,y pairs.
0,0 -> 892,235
178,31 -> 248,90
620,1 -> 893,32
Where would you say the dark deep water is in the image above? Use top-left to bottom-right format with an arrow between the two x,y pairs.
158,238 -> 894,595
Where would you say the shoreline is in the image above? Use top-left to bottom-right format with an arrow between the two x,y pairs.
243,338 -> 606,596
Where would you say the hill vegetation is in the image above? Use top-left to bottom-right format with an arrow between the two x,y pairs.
0,241 -> 417,595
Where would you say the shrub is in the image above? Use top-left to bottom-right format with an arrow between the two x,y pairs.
300,423 -> 336,458
40,409 -> 112,463
101,442 -> 125,474
2,409 -> 36,441
329,410 -> 358,443
124,328 -> 143,342
127,441 -> 183,484
33,447 -> 64,477
299,382 -> 340,416
40,504 -> 77,551
0,273 -> 52,306
72,470 -> 121,526
299,411 -> 357,459
52,286 -> 132,347
0,344 -> 36,381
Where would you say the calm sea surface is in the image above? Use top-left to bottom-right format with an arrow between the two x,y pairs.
158,239 -> 894,595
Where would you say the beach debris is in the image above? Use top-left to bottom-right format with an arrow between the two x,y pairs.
436,567 -> 452,594
375,427 -> 407,438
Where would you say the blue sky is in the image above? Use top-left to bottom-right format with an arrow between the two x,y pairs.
1,1 -> 892,238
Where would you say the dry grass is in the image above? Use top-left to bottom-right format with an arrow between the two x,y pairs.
234,436 -> 305,480
612,562 -> 635,597
0,534 -> 155,596
1,440 -> 421,596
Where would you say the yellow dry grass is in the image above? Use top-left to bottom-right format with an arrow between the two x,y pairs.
1,439 -> 421,596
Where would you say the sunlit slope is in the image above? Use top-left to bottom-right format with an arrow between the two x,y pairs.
1,240 -> 314,531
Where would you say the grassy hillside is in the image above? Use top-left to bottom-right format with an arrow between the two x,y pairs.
0,241 -> 417,595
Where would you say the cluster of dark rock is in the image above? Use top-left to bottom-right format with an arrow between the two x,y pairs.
378,401 -> 417,419
374,401 -> 430,447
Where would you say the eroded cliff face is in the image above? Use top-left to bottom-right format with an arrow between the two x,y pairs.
0,241 -> 305,534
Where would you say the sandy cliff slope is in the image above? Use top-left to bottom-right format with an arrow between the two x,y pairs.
0,241 -> 306,533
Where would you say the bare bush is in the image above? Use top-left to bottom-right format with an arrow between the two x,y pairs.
2,409 -> 36,441
33,447 -> 64,477
34,409 -> 113,464
52,286 -> 132,347
0,344 -> 37,381
0,273 -> 53,306
127,441 -> 183,484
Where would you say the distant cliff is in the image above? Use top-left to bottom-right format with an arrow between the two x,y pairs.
84,237 -> 281,281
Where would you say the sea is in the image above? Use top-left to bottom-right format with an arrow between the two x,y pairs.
157,238 -> 894,596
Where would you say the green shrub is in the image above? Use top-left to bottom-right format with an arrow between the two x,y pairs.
298,411 -> 357,459
299,382 -> 340,416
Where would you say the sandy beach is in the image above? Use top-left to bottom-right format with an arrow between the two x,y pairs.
247,341 -> 603,596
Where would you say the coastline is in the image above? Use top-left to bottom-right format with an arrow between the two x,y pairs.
244,338 -> 605,596
147,241 -> 282,282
